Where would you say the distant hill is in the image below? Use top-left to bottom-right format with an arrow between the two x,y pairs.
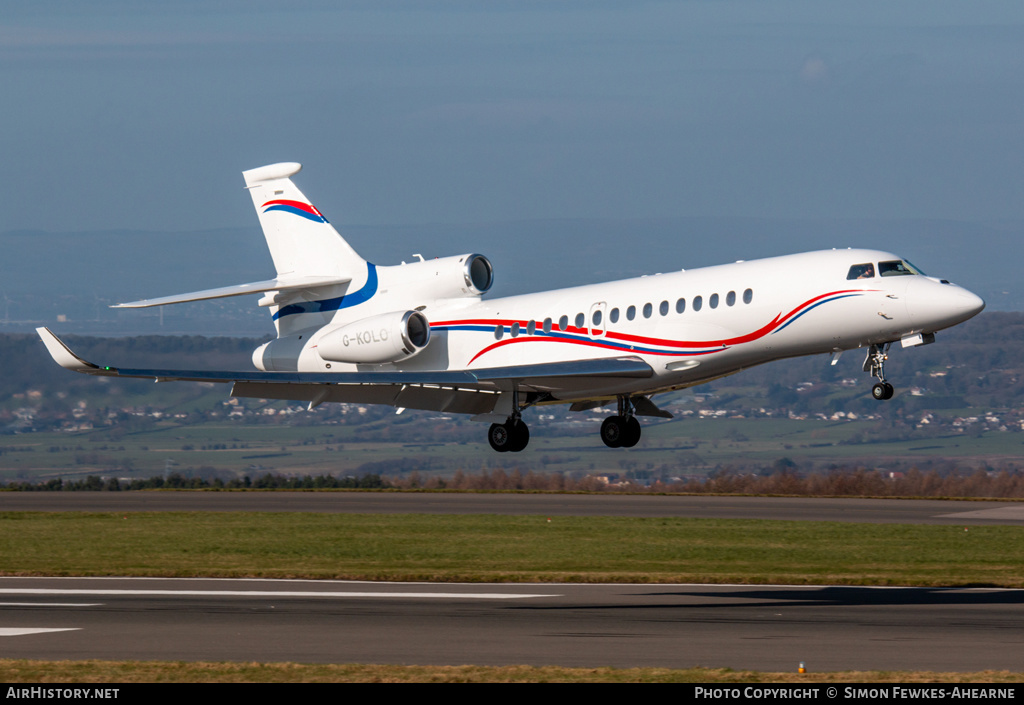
1,216 -> 1017,335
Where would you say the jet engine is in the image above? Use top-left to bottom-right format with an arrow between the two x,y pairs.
389,253 -> 493,301
316,310 -> 431,364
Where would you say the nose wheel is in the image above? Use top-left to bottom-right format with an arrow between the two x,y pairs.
864,344 -> 895,400
872,382 -> 894,400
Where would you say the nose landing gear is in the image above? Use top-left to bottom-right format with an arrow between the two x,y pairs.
864,344 -> 895,400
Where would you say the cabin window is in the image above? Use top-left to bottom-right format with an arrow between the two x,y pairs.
726,291 -> 736,306
542,318 -> 552,334
659,300 -> 669,316
527,320 -> 536,335
592,310 -> 602,326
847,263 -> 875,280
559,315 -> 568,331
743,288 -> 753,304
676,298 -> 686,313
627,305 -> 636,321
511,322 -> 520,337
643,303 -> 653,318
710,293 -> 719,309
494,325 -> 503,340
610,308 -> 619,323
693,295 -> 703,311
575,313 -> 585,329
880,259 -> 924,277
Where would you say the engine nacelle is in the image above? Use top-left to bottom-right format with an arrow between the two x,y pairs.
387,253 -> 493,301
252,335 -> 305,372
316,310 -> 430,364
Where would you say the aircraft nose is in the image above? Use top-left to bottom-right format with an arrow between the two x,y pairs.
959,289 -> 986,319
908,279 -> 985,330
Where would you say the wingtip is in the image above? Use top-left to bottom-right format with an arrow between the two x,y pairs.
36,327 -> 100,372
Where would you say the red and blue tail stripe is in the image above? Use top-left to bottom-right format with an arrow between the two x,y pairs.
261,199 -> 329,224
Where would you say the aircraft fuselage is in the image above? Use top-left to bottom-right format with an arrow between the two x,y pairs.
268,248 -> 983,405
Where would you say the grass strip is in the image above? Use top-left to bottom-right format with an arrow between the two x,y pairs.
1,512 -> 1021,586
0,660 -> 1022,683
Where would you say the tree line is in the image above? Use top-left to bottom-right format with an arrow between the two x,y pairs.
5,466 -> 1024,499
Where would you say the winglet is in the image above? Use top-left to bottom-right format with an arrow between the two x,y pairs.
36,327 -> 104,373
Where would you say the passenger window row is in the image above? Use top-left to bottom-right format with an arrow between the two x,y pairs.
493,288 -> 755,340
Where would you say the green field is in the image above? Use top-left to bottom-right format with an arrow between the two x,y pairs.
3,413 -> 1023,484
2,511 -> 1021,586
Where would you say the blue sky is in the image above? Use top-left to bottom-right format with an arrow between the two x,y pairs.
3,1 -> 1024,234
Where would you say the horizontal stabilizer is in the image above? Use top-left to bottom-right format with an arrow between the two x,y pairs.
111,275 -> 351,309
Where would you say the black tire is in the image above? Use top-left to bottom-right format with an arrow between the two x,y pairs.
883,382 -> 895,400
509,421 -> 530,452
872,383 -> 887,400
488,423 -> 512,452
601,416 -> 625,448
620,417 -> 642,448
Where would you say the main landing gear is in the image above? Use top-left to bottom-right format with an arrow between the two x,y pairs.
864,343 -> 895,400
600,396 -> 642,448
488,386 -> 532,453
486,391 -> 646,452
488,418 -> 530,453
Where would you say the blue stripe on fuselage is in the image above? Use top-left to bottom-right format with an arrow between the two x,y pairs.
771,293 -> 861,333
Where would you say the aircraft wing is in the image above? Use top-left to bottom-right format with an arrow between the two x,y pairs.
36,328 -> 654,413
110,275 -> 352,308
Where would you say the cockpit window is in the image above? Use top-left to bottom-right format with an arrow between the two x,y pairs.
847,263 -> 875,280
879,260 -> 924,277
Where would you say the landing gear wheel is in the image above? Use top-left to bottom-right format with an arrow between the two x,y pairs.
509,421 -> 530,452
620,417 -> 642,448
488,420 -> 530,452
488,423 -> 512,452
601,416 -> 625,448
872,382 -> 894,400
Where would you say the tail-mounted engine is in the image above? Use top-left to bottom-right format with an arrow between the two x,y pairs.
316,310 -> 430,364
389,253 -> 493,301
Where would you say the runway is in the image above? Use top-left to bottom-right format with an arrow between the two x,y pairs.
3,493 -> 1022,670
1,577 -> 1021,671
3,491 -> 1024,525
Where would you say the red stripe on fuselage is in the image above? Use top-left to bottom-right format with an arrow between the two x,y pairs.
465,335 -> 721,365
435,288 -> 873,365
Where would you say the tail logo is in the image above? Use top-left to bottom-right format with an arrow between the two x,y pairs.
261,199 -> 329,224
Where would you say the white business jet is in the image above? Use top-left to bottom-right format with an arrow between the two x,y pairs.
37,163 -> 985,452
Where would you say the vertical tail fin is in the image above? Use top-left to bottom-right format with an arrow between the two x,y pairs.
242,163 -> 365,279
